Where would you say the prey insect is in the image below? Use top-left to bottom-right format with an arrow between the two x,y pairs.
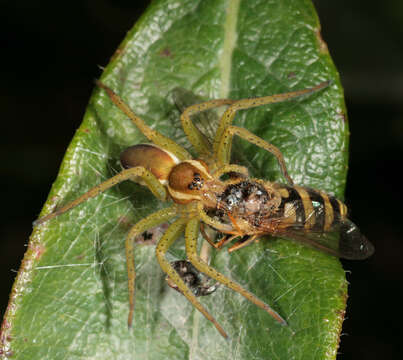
34,80 -> 373,338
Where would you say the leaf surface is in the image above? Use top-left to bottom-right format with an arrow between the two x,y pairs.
1,1 -> 349,359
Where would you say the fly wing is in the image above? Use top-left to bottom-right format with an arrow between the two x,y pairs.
275,217 -> 374,260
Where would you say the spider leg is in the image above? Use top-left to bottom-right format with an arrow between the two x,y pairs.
185,217 -> 287,326
96,81 -> 190,161
180,99 -> 236,156
155,217 -> 228,338
213,81 -> 330,158
34,166 -> 167,225
125,205 -> 178,328
196,203 -> 250,247
213,81 -> 331,180
199,223 -> 237,250
217,125 -> 294,185
196,202 -> 234,234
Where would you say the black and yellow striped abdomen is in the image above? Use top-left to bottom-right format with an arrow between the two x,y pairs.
273,183 -> 347,232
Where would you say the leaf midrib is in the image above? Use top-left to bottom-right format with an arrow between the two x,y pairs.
218,0 -> 240,98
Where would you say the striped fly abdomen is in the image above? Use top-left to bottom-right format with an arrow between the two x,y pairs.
273,183 -> 347,232
271,183 -> 373,259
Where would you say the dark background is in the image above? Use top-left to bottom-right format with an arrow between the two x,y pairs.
1,1 -> 402,358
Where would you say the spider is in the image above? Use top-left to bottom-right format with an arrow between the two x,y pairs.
34,80 -> 335,338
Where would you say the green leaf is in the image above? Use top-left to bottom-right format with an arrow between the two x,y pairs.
1,0 -> 349,359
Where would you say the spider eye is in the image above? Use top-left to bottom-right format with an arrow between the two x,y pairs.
167,160 -> 211,204
188,172 -> 204,191
169,163 -> 205,192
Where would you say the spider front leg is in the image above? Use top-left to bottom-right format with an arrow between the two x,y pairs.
217,125 -> 294,185
125,206 -> 178,328
213,81 -> 331,183
213,81 -> 331,155
155,216 -> 228,338
185,217 -> 287,326
180,98 -> 236,156
96,81 -> 190,161
34,166 -> 167,225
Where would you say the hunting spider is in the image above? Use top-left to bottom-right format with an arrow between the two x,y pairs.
34,80 -> 331,338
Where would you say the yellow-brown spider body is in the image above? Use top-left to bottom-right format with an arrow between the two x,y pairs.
120,144 -> 179,184
34,79 -> 372,338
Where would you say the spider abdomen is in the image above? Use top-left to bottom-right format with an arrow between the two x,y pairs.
120,143 -> 179,184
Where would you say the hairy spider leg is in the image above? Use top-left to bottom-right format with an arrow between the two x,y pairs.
213,81 -> 331,182
125,206 -> 178,328
196,202 -> 234,234
218,125 -> 294,185
96,81 -> 190,161
34,167 -> 167,225
185,217 -> 287,326
213,81 -> 331,153
180,98 -> 237,156
155,216 -> 228,338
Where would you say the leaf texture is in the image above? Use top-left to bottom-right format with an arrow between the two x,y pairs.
1,1 -> 349,359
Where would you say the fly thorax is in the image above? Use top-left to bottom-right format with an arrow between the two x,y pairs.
217,179 -> 281,221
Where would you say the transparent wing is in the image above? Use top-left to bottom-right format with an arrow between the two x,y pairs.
275,217 -> 374,260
